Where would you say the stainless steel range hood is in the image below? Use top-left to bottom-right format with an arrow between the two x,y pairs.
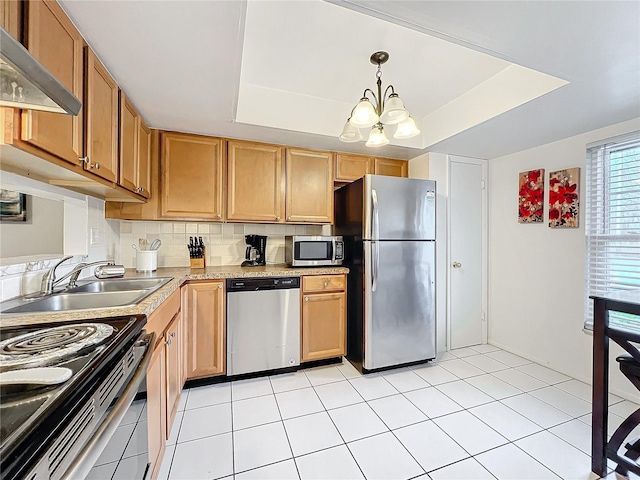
0,27 -> 81,115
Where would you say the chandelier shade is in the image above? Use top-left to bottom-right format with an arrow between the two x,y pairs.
339,51 -> 419,147
393,116 -> 421,139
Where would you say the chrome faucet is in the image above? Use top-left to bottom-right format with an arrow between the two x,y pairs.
40,256 -> 74,296
40,257 -> 115,295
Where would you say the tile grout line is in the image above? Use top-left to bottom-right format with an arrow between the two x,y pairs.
266,374 -> 299,480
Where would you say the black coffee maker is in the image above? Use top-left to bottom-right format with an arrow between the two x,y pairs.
241,235 -> 267,267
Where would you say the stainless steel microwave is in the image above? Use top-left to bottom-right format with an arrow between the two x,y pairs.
284,236 -> 344,267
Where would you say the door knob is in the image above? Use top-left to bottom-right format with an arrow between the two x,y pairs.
452,262 -> 462,268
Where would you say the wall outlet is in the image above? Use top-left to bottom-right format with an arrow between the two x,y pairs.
90,228 -> 100,246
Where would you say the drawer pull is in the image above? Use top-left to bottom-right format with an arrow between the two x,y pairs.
305,296 -> 309,302
324,281 -> 328,287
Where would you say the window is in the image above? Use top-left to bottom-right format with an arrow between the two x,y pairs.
585,132 -> 640,331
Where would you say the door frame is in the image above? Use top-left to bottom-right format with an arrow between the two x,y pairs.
446,155 -> 489,350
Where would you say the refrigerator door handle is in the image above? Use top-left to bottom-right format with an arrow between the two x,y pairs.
371,188 -> 380,291
371,189 -> 380,241
372,240 -> 379,291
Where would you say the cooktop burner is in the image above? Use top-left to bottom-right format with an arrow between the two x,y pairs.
0,323 -> 114,370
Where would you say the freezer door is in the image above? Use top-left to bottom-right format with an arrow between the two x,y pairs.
364,240 -> 436,370
364,175 -> 436,240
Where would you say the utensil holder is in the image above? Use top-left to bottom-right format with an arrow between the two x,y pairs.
136,250 -> 157,272
190,247 -> 206,269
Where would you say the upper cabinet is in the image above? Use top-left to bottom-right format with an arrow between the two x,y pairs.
119,93 -> 151,198
374,158 -> 408,178
285,148 -> 333,224
227,140 -> 284,223
334,153 -> 373,182
1,0 -> 21,39
84,47 -> 118,182
160,132 -> 224,220
21,0 -> 84,166
335,153 -> 407,182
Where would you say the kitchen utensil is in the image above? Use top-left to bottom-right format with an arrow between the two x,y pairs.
131,244 -> 139,252
0,367 -> 72,386
139,238 -> 148,251
149,239 -> 162,251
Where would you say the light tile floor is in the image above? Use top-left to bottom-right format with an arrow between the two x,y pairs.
86,345 -> 640,480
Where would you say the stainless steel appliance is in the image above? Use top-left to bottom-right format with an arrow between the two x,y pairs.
284,235 -> 344,267
334,175 -> 436,372
226,277 -> 300,375
0,316 -> 153,480
241,235 -> 267,267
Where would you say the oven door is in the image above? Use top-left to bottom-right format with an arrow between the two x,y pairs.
55,332 -> 155,480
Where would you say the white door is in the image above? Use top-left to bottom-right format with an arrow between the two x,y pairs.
448,158 -> 486,349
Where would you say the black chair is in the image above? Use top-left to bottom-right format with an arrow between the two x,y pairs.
609,354 -> 640,476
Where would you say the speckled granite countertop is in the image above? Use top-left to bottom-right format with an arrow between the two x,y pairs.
0,265 -> 349,327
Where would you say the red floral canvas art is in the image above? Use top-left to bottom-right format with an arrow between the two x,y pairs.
549,167 -> 580,228
518,169 -> 544,223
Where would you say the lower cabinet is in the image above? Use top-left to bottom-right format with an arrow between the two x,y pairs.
184,281 -> 226,379
147,339 -> 166,480
301,275 -> 347,362
164,312 -> 182,436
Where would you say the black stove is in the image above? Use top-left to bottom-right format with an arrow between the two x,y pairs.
0,314 -> 147,480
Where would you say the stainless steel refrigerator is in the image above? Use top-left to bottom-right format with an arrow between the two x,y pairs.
335,175 -> 436,372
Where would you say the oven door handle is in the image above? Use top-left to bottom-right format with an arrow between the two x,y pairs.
61,332 -> 155,480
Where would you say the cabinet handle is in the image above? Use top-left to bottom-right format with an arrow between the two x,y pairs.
305,296 -> 309,301
165,338 -> 172,346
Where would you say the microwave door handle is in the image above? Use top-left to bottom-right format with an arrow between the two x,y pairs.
329,239 -> 334,261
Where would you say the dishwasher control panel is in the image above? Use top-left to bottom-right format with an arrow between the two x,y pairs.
227,277 -> 300,292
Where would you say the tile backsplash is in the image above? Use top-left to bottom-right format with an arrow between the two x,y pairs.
119,222 -> 331,269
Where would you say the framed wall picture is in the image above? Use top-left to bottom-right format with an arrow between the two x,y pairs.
549,167 -> 580,228
518,169 -> 544,223
0,189 -> 27,222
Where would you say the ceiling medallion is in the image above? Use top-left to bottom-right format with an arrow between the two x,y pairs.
339,51 -> 420,147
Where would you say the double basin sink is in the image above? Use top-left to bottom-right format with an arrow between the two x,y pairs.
0,277 -> 173,315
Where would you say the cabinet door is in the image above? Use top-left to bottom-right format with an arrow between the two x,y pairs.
185,281 -> 226,379
165,313 -> 181,437
1,0 -> 20,39
335,153 -> 373,182
227,140 -> 284,222
285,149 -> 333,224
147,340 -> 166,480
84,47 -> 118,182
374,158 -> 408,177
119,93 -> 138,192
161,132 -> 224,220
301,292 -> 346,362
137,120 -> 151,198
22,0 -> 83,166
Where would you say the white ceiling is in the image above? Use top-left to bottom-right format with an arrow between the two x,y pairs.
60,0 -> 640,160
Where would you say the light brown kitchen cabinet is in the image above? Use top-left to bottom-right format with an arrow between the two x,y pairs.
84,47 -> 118,182
184,281 -> 226,379
21,0 -> 84,166
374,158 -> 408,177
227,140 -> 284,223
119,93 -> 151,197
335,153 -> 373,182
160,132 -> 224,220
301,274 -> 347,362
147,339 -> 166,480
1,0 -> 20,39
164,312 -> 181,435
285,148 -> 333,224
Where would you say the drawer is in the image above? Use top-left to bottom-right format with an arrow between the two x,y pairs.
146,288 -> 181,342
302,274 -> 345,293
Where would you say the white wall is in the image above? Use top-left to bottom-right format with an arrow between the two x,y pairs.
488,117 -> 640,399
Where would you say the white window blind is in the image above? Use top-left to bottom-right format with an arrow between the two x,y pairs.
585,132 -> 640,331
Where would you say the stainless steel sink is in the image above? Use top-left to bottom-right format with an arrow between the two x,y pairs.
67,277 -> 171,293
0,277 -> 173,314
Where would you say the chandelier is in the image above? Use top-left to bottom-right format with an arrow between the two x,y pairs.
339,51 -> 420,147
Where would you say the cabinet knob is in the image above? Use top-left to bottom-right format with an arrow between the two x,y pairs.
287,216 -> 291,221
216,213 -> 221,218
276,216 -> 281,221
218,284 -> 222,289
89,162 -> 100,170
452,262 -> 462,269
79,156 -> 89,164
165,338 -> 172,346
324,281 -> 328,287
170,332 -> 176,338
305,296 -> 309,301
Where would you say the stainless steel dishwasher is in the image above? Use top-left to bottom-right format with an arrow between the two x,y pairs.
226,277 -> 300,376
